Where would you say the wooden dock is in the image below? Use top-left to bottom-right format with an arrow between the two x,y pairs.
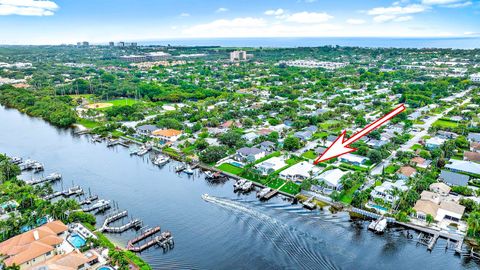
127,231 -> 173,252
25,173 -> 62,185
102,219 -> 142,233
126,226 -> 161,250
301,196 -> 316,210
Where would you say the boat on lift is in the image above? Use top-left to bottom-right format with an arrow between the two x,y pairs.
153,155 -> 170,166
184,165 -> 194,175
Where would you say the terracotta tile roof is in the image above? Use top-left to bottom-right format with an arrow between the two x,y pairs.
28,250 -> 90,270
0,220 -> 67,267
397,166 -> 417,177
464,151 -> 480,162
411,156 -> 426,165
413,200 -> 439,217
152,129 -> 182,137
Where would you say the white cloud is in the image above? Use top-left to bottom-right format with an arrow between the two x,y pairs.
180,12 -> 190,17
422,0 -> 462,4
346,18 -> 366,25
182,16 -> 342,38
215,7 -> 228,13
422,0 -> 472,8
444,1 -> 472,7
368,4 -> 427,23
368,4 -> 428,16
285,11 -> 333,24
0,0 -> 58,16
264,8 -> 284,16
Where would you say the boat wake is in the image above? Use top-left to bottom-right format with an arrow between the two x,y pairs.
202,194 -> 341,270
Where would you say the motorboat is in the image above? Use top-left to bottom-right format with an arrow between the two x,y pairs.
153,155 -> 170,166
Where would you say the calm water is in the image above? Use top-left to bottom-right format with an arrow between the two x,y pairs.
0,105 -> 478,270
141,37 -> 480,49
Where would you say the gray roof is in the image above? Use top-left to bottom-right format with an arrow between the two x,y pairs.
468,133 -> 480,142
439,170 -> 469,187
237,147 -> 264,156
260,141 -> 275,147
305,125 -> 318,132
136,125 -> 158,132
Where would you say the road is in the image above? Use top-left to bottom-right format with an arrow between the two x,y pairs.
370,95 -> 471,176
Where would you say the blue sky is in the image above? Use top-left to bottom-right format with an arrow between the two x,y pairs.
0,0 -> 478,44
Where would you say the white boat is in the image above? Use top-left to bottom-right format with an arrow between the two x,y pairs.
233,179 -> 246,190
201,193 -> 210,201
241,181 -> 253,191
368,217 -> 388,233
45,172 -> 62,181
10,157 -> 22,165
136,147 -> 149,156
32,162 -> 44,172
153,155 -> 170,166
184,166 -> 194,175
257,187 -> 271,198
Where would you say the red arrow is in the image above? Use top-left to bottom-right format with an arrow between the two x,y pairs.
314,104 -> 406,164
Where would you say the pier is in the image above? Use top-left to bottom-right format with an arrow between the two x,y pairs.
127,226 -> 161,248
127,231 -> 174,252
99,210 -> 143,233
82,200 -> 111,212
301,196 -> 316,210
43,186 -> 83,200
397,221 -> 464,251
25,173 -> 62,185
79,195 -> 99,205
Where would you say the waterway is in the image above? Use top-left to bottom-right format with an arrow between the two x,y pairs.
0,105 -> 478,270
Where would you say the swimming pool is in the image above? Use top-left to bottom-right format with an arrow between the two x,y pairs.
368,203 -> 388,212
97,266 -> 114,270
230,161 -> 244,168
68,233 -> 87,248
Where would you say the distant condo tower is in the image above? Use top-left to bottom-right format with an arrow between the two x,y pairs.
109,42 -> 115,46
230,50 -> 250,62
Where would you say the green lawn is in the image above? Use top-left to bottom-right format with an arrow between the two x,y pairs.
339,183 -> 362,204
105,98 -> 141,107
280,181 -> 301,195
301,150 -> 318,160
217,163 -> 244,175
266,178 -> 284,189
433,119 -> 459,129
384,164 -> 400,174
410,144 -> 423,151
77,118 -> 101,129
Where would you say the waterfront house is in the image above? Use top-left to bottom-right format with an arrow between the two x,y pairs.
413,191 -> 465,224
439,169 -> 469,187
235,147 -> 266,163
425,137 -> 445,150
152,129 -> 182,142
339,153 -> 368,166
464,151 -> 480,163
254,156 -> 287,175
370,180 -> 408,204
279,161 -> 320,182
445,160 -> 480,176
430,182 -> 451,196
315,168 -> 348,191
0,220 -> 68,269
29,250 -> 93,270
396,166 -> 417,179
136,124 -> 158,136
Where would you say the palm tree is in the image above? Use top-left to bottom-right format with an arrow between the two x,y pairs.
468,212 -> 480,237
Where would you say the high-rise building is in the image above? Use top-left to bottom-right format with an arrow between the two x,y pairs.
109,42 -> 115,46
117,41 -> 125,47
82,41 -> 89,46
230,50 -> 248,62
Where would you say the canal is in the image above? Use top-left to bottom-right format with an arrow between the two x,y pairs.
0,105 -> 478,270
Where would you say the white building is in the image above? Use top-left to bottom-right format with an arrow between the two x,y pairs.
370,180 -> 408,203
254,156 -> 287,175
230,50 -> 247,62
315,169 -> 348,190
279,161 -> 320,182
470,73 -> 480,83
